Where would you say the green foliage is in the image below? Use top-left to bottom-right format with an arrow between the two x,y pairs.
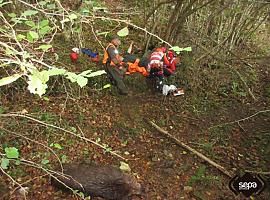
50,143 -> 63,150
41,159 -> 50,165
1,147 -> 20,170
0,3 -> 107,97
61,155 -> 68,163
1,158 -> 9,169
188,165 -> 219,186
36,44 -> 52,51
5,147 -> 19,159
0,106 -> 4,114
27,31 -> 39,43
117,27 -> 129,37
0,74 -> 22,87
22,10 -> 38,17
170,46 -> 192,54
40,112 -> 56,122
231,81 -> 247,98
103,84 -> 111,89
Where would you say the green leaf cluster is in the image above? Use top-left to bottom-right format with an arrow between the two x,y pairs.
1,147 -> 20,170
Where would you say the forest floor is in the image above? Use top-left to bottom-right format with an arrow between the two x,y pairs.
0,55 -> 269,200
0,0 -> 270,200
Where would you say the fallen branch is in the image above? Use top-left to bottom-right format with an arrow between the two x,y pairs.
245,170 -> 270,175
147,120 -> 233,178
210,109 -> 270,129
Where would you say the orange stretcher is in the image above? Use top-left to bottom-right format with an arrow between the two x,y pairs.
125,59 -> 149,77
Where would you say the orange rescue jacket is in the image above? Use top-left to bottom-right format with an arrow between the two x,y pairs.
102,43 -> 122,66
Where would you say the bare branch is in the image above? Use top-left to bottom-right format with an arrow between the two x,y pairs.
0,113 -> 127,160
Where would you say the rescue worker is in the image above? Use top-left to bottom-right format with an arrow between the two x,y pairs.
102,36 -> 128,95
163,50 -> 179,77
147,47 -> 166,91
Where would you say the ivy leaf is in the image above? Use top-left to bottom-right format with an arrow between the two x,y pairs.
43,96 -> 49,101
8,13 -> 16,18
5,47 -> 14,55
79,69 -> 92,76
39,19 -> 49,28
15,160 -> 21,165
60,18 -> 70,24
61,155 -> 67,163
81,8 -> 90,15
119,161 -> 131,172
39,1 -> 47,6
41,159 -> 50,165
27,31 -> 39,43
5,147 -> 19,159
27,75 -> 48,97
1,158 -> 9,169
69,13 -> 78,20
182,47 -> 192,52
39,26 -> 51,36
53,143 -> 63,150
84,70 -> 106,78
16,34 -> 26,42
66,72 -> 78,83
76,76 -> 88,88
22,10 -> 38,17
117,27 -> 129,37
0,74 -> 22,87
33,70 -> 50,83
170,46 -> 192,54
47,3 -> 56,9
36,44 -> 52,51
47,68 -> 66,76
103,84 -> 111,89
170,46 -> 181,53
24,20 -> 36,28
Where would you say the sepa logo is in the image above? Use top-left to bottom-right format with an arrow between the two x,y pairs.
239,182 -> 257,190
229,172 -> 266,198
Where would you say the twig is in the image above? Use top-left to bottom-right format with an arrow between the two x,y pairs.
17,0 -> 63,16
245,170 -> 270,175
11,174 -> 48,197
0,166 -> 27,200
232,68 -> 256,101
0,113 -> 127,160
90,23 -> 105,50
147,120 -> 233,178
0,127 -> 63,172
0,154 -> 84,199
84,16 -> 173,47
210,109 -> 270,129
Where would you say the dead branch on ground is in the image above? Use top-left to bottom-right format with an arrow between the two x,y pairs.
147,120 -> 233,178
